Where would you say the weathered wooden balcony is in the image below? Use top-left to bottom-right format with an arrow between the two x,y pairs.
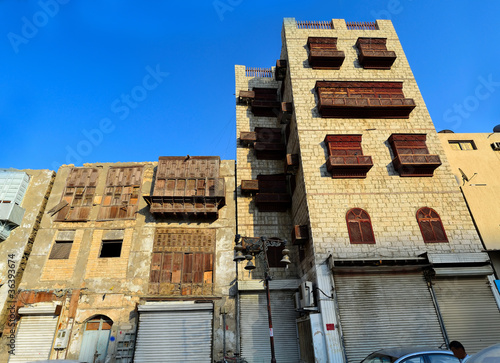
392,154 -> 442,177
326,155 -> 374,178
356,38 -> 396,69
145,178 -> 225,216
359,49 -> 396,69
318,96 -> 416,118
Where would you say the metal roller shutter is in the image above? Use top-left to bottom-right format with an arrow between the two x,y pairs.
134,303 -> 213,362
433,276 -> 500,353
8,315 -> 58,363
334,272 -> 444,363
240,291 -> 300,363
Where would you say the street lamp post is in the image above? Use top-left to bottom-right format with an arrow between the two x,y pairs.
233,234 -> 291,363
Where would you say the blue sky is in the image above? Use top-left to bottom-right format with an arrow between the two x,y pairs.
1,1 -> 499,170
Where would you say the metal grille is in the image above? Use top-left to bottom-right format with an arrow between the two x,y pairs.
240,291 -> 300,363
9,315 -> 59,363
433,277 -> 500,354
134,307 -> 213,362
334,272 -> 444,363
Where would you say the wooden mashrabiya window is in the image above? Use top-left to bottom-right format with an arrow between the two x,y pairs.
324,135 -> 373,178
315,81 -> 416,119
388,134 -> 441,177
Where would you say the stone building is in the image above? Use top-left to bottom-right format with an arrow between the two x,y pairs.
235,18 -> 500,362
437,128 -> 500,275
2,158 -> 236,363
0,169 -> 55,357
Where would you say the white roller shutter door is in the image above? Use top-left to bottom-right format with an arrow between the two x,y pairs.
240,291 -> 300,363
134,303 -> 213,362
334,272 -> 445,363
8,314 -> 58,363
433,276 -> 500,354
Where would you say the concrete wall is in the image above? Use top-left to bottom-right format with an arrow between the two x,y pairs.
437,132 -> 500,250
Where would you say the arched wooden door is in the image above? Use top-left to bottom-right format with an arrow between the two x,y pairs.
79,315 -> 113,363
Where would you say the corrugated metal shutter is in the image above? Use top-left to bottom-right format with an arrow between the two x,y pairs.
433,276 -> 500,353
240,291 -> 300,363
334,272 -> 444,363
8,315 -> 58,362
134,305 -> 213,362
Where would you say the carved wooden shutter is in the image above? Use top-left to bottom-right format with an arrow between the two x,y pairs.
55,168 -> 99,221
98,166 -> 143,220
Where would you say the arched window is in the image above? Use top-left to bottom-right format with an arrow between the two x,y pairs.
346,208 -> 375,244
416,207 -> 448,243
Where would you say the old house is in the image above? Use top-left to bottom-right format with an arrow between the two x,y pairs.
3,158 -> 235,363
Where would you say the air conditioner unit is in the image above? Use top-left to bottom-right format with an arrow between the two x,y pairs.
298,281 -> 315,309
492,142 -> 500,151
54,329 -> 70,350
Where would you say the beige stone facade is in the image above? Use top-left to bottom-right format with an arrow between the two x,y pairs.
2,160 -> 236,362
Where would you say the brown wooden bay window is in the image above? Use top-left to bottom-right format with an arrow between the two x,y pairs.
346,208 -> 375,244
388,134 -> 441,177
416,207 -> 448,243
307,37 -> 345,69
240,127 -> 286,160
98,166 -> 143,220
324,135 -> 373,178
54,168 -> 99,222
149,228 -> 215,295
356,37 -> 397,69
238,87 -> 280,117
144,157 -> 225,217
241,174 -> 291,212
315,81 -> 416,119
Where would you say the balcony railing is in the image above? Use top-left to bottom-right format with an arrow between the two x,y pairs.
297,20 -> 333,29
245,67 -> 273,78
326,155 -> 374,178
346,21 -> 378,30
392,154 -> 442,177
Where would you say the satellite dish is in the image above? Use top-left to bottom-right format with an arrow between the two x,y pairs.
493,124 -> 500,132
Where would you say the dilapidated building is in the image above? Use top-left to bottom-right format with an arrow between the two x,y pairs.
2,158 -> 236,363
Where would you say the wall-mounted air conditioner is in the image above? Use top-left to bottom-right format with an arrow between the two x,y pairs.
295,281 -> 315,310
